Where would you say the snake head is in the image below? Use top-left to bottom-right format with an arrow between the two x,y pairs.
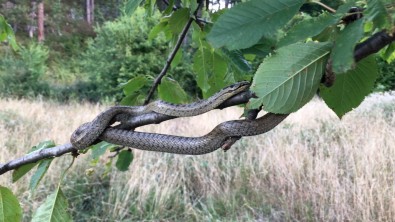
70,122 -> 95,150
227,81 -> 250,91
221,81 -> 250,96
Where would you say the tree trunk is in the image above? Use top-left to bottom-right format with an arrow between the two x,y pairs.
28,1 -> 37,38
37,1 -> 44,42
86,0 -> 94,25
86,0 -> 91,23
91,0 -> 94,23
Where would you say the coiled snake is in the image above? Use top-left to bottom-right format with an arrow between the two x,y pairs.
70,81 -> 287,154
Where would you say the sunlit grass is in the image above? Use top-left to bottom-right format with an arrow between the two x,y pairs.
1,93 -> 394,221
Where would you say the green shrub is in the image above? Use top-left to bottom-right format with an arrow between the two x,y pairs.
0,43 -> 50,98
375,58 -> 395,91
79,8 -> 166,101
79,8 -> 196,102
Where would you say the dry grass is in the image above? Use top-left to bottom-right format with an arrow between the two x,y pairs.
1,94 -> 395,221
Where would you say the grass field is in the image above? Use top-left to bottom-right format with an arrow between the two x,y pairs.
1,94 -> 395,221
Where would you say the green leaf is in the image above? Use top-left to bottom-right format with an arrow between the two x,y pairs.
278,12 -> 339,47
331,19 -> 364,74
241,42 -> 275,57
13,140 -> 56,183
28,140 -> 56,154
12,162 -> 38,183
169,8 -> 190,35
334,2 -> 357,15
250,42 -> 331,113
122,75 -> 148,96
366,0 -> 391,29
120,93 -> 139,105
91,142 -> 115,160
148,20 -> 168,40
207,0 -> 304,50
164,0 -> 175,15
158,78 -> 188,104
125,0 -> 144,16
31,186 -> 72,222
382,43 -> 395,63
221,49 -> 252,73
144,0 -> 156,16
320,55 -> 379,118
115,150 -> 134,171
193,46 -> 211,93
0,15 -> 19,51
30,159 -> 53,192
171,50 -> 183,68
0,186 -> 22,222
120,93 -> 146,106
205,52 -> 228,97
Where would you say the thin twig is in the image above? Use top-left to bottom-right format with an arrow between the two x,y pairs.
144,0 -> 204,105
311,1 -> 336,13
0,143 -> 74,175
162,0 -> 178,11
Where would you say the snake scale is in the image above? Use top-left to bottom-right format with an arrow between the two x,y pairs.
70,81 -> 287,154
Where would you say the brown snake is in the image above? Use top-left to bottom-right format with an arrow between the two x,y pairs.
70,81 -> 287,154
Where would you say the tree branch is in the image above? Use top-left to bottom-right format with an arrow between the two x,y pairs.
354,30 -> 395,62
0,143 -> 74,175
144,0 -> 204,105
0,29 -> 394,176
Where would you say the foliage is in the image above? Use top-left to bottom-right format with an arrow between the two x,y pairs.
249,42 -> 331,113
31,186 -> 72,222
0,43 -> 50,98
376,57 -> 395,91
320,56 -> 379,117
0,186 -> 22,222
0,15 -> 18,50
79,8 -> 195,102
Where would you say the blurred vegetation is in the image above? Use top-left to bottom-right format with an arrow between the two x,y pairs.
0,4 -> 196,103
376,57 -> 395,91
79,9 -> 195,102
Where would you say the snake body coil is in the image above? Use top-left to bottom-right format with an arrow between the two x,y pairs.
101,113 -> 286,155
71,81 -> 251,150
71,81 -> 287,154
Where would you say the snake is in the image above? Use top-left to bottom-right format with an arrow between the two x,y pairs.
71,81 -> 251,150
70,81 -> 287,154
99,113 -> 287,155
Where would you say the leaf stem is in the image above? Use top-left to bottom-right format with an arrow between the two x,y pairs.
311,1 -> 336,13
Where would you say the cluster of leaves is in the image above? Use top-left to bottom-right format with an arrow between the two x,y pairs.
122,0 -> 395,118
208,0 -> 394,117
80,8 -> 196,103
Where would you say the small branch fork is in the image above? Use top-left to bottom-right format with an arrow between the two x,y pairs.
144,0 -> 205,105
0,29 -> 394,175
